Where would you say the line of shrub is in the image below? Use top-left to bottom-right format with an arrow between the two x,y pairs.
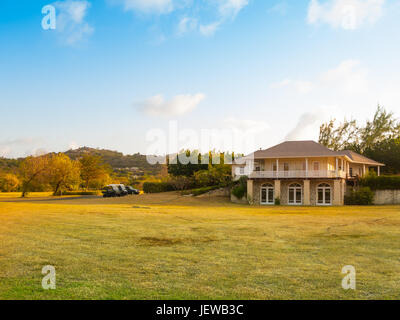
143,182 -> 175,194
231,176 -> 248,200
61,191 -> 101,196
360,175 -> 400,190
181,185 -> 220,196
344,187 -> 374,205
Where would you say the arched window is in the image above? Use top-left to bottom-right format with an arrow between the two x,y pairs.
261,183 -> 274,205
317,183 -> 331,205
288,183 -> 302,205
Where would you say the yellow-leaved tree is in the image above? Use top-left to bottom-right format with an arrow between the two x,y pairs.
47,153 -> 81,195
0,173 -> 20,192
79,154 -> 111,190
19,155 -> 50,197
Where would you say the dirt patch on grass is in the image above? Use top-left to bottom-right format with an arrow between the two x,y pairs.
138,236 -> 216,247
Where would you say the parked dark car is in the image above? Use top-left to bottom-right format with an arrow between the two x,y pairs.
126,186 -> 140,195
118,185 -> 129,196
102,185 -> 121,198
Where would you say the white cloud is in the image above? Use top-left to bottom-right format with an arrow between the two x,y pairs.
0,147 -> 11,158
118,0 -> 173,14
307,0 -> 385,30
219,0 -> 249,18
271,59 -> 368,95
270,79 -> 314,94
199,21 -> 221,36
138,93 -> 206,117
113,0 -> 248,37
268,1 -> 289,15
321,59 -> 368,92
54,0 -> 94,45
270,60 -> 373,143
177,17 -> 198,35
68,141 -> 80,150
284,110 -> 329,141
0,138 -> 43,158
197,0 -> 248,36
224,117 -> 269,133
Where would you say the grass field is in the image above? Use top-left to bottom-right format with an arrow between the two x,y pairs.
0,192 -> 399,300
0,192 -> 53,198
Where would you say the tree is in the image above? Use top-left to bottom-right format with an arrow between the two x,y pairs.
79,154 -> 111,190
194,165 -> 232,187
0,173 -> 20,192
364,138 -> 400,174
318,105 -> 400,174
358,105 -> 400,152
47,153 -> 80,195
167,150 -> 208,177
319,119 -> 359,151
19,155 -> 50,197
319,105 -> 400,153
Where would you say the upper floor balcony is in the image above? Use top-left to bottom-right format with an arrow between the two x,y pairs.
237,170 -> 347,179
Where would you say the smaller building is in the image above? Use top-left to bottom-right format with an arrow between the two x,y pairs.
232,141 -> 384,206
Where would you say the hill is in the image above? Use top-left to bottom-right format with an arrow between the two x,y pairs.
0,147 -> 162,176
64,147 -> 162,175
0,158 -> 20,173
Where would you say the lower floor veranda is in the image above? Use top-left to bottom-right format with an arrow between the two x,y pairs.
247,178 -> 346,206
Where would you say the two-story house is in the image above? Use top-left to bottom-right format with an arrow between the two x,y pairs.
232,141 -> 384,206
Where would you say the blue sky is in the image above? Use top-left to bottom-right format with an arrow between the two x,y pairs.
1,0 -> 400,157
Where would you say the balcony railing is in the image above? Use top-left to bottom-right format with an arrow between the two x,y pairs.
246,170 -> 347,179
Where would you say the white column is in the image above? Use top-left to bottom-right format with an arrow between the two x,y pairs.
363,165 -> 366,176
335,157 -> 339,177
378,166 -> 380,176
305,158 -> 308,177
276,159 -> 279,178
304,180 -> 310,205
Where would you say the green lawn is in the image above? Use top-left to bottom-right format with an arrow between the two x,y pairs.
0,192 -> 399,300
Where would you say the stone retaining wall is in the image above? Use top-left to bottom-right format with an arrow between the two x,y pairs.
373,190 -> 400,205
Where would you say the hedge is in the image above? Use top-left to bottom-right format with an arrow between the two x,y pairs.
62,191 -> 101,196
143,182 -> 175,194
182,186 -> 220,196
344,187 -> 374,205
231,185 -> 246,199
360,175 -> 400,190
231,176 -> 248,199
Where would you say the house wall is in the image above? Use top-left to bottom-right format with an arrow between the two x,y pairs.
253,157 -> 345,172
248,178 -> 344,206
309,180 -> 336,205
231,193 -> 248,204
348,163 -> 370,177
235,156 -> 378,181
280,179 -> 302,205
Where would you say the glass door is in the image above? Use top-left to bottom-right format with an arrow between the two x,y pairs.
288,184 -> 302,205
261,184 -> 274,205
317,183 -> 331,205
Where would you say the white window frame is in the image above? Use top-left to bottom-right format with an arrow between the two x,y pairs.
260,184 -> 274,205
288,183 -> 302,205
317,183 -> 332,206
